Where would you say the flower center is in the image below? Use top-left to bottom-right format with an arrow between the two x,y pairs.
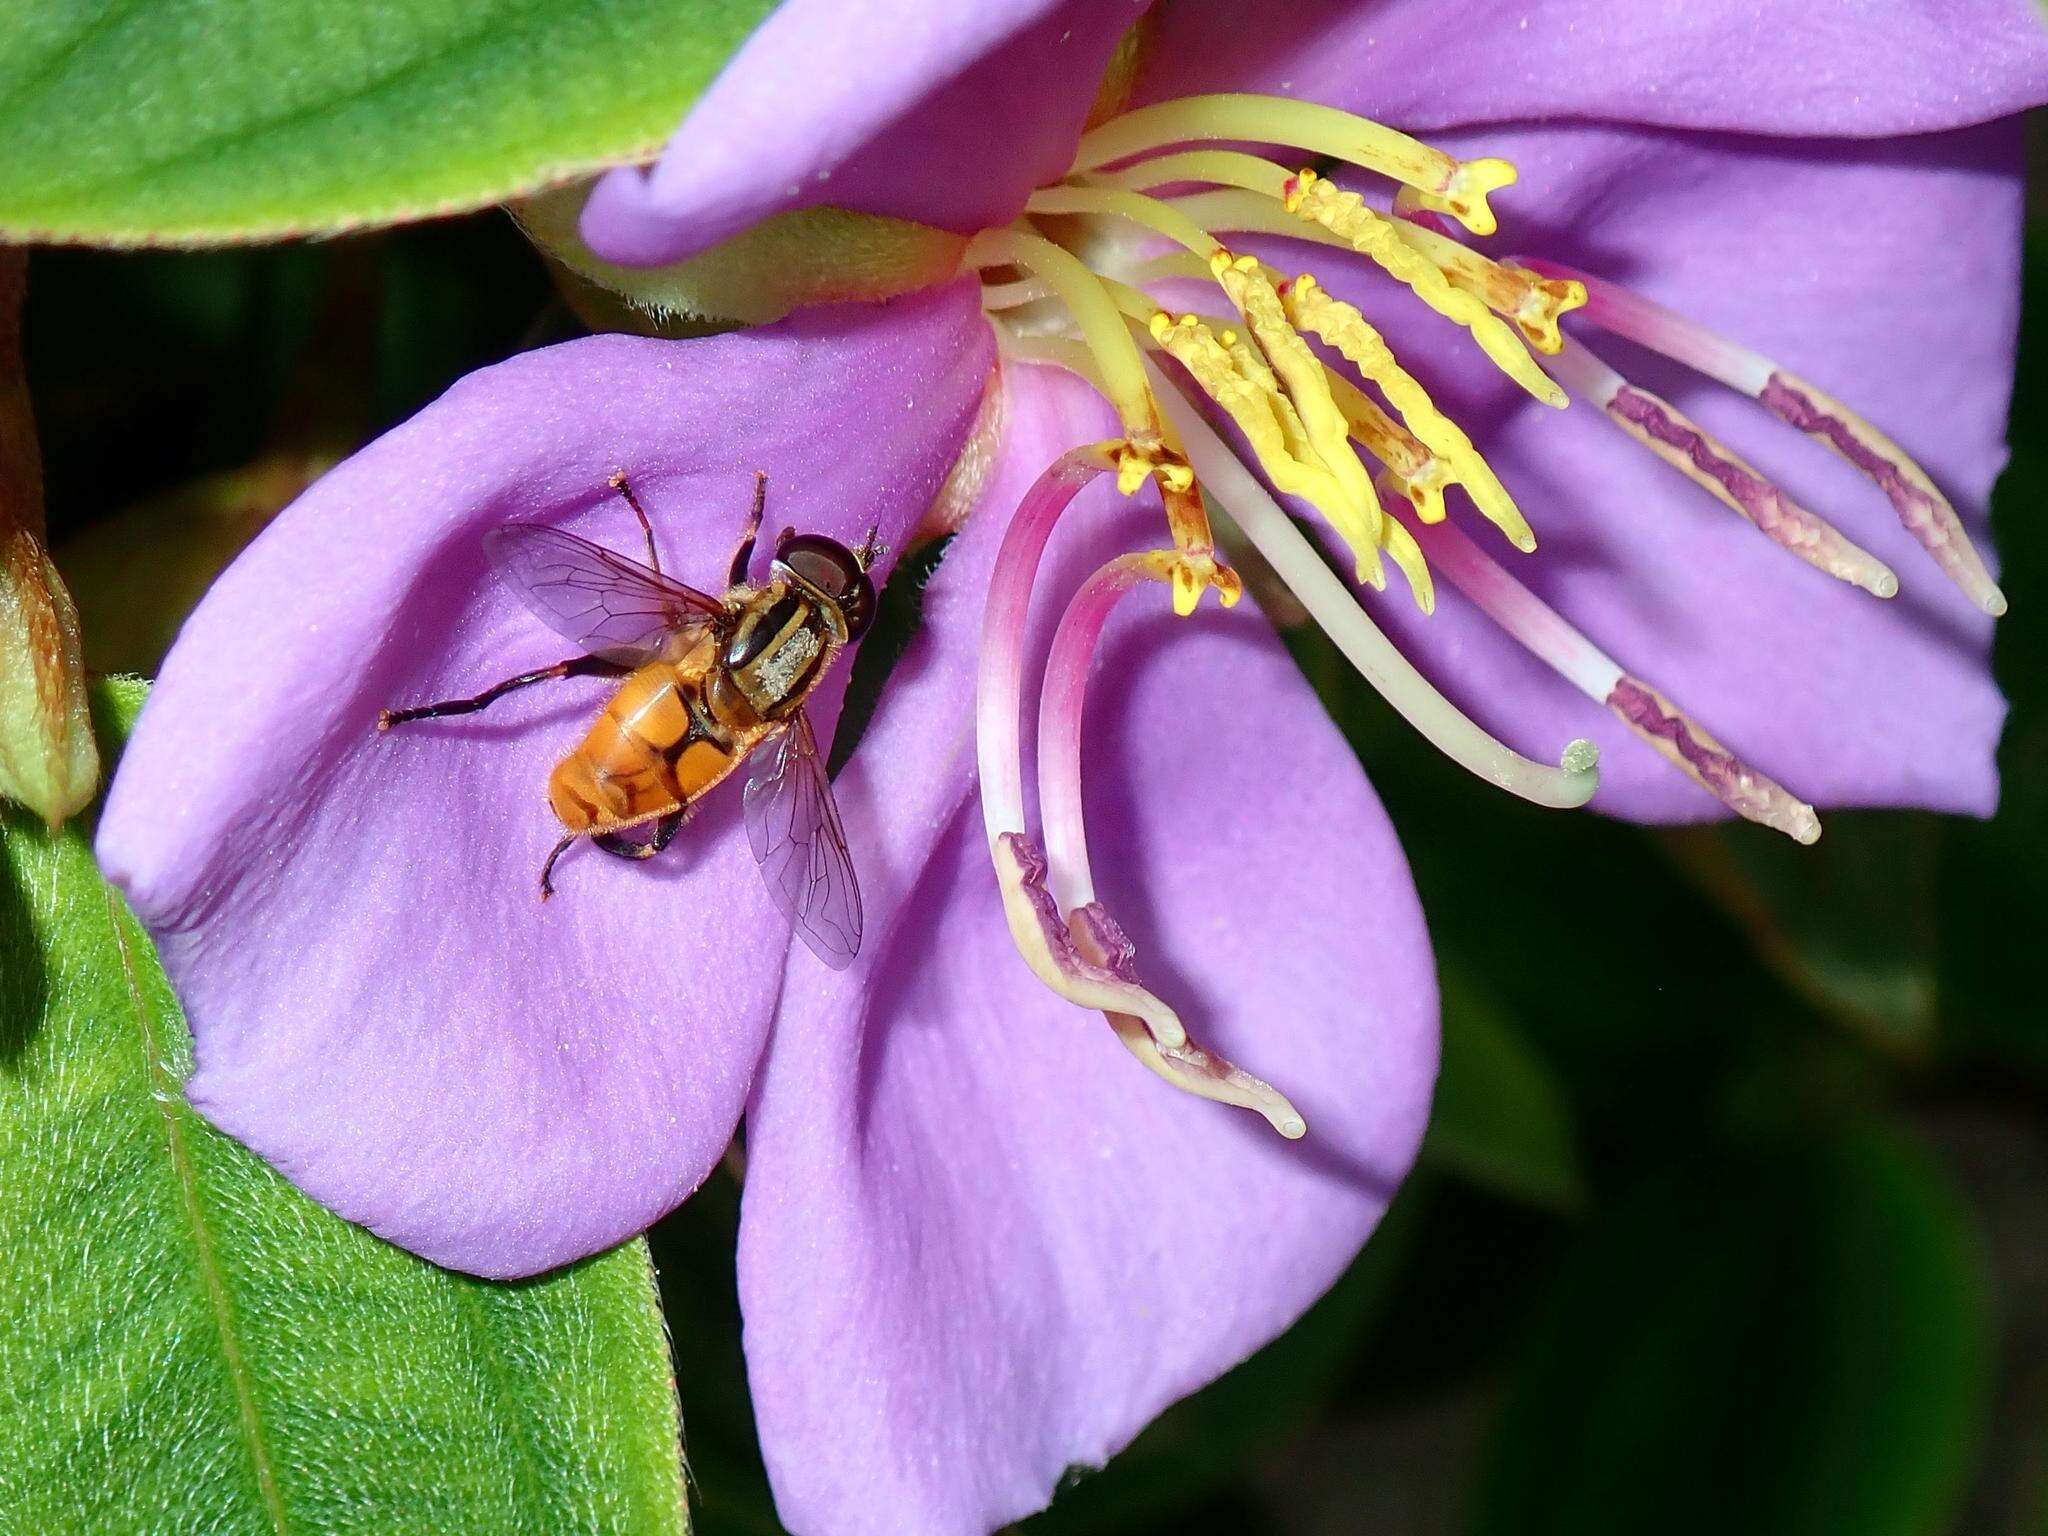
966,85 -> 2000,1134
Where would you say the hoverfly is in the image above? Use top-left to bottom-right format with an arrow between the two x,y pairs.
378,471 -> 872,969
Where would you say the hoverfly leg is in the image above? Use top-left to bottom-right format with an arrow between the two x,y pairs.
729,471 -> 768,586
377,654 -> 623,732
538,831 -> 579,901
592,808 -> 686,862
608,470 -> 664,574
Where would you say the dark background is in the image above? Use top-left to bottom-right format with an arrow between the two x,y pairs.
23,124 -> 2045,1536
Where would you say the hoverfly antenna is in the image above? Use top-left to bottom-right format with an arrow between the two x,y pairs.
854,524 -> 885,570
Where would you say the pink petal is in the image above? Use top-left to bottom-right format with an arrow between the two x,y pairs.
1245,120 -> 2018,824
580,0 -> 1147,266
96,282 -> 995,1277
738,364 -> 1437,1533
1139,0 -> 2048,138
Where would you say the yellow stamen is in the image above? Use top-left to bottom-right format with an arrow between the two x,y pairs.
1146,309 -> 1386,588
1069,93 -> 1516,237
1377,502 -> 1436,614
1387,203 -> 1587,354
1284,170 -> 1568,408
1208,249 -> 1381,548
1283,273 -> 1536,551
1024,184 -> 1224,260
1318,368 -> 1454,525
965,227 -> 1157,438
1084,148 -> 1294,202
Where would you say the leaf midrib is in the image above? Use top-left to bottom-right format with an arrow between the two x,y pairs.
108,888 -> 289,1536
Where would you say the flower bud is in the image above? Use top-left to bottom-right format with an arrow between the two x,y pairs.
0,250 -> 97,828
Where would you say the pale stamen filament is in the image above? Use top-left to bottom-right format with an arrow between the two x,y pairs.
1543,336 -> 1900,599
1149,356 -> 1602,809
965,227 -> 1158,448
1068,93 -> 1516,237
1036,547 -> 1308,1139
1518,256 -> 2007,618
976,443 -> 1193,1048
1082,147 -> 1295,202
1396,503 -> 1823,844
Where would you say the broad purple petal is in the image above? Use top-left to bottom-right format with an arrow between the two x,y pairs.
1269,121 -> 2017,822
738,364 -> 1437,1534
97,282 -> 994,1278
1139,0 -> 2048,138
580,0 -> 1145,267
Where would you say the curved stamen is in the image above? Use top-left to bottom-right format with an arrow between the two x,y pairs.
1149,357 -> 1602,809
1037,548 -> 1307,1138
1518,257 -> 2005,617
1544,337 -> 1899,599
977,441 -> 1191,1049
965,228 -> 1158,445
1399,505 -> 1822,843
1069,94 -> 1515,236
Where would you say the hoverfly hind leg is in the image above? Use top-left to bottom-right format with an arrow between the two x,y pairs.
378,654 -> 624,733
538,831 -> 580,901
592,808 -> 686,862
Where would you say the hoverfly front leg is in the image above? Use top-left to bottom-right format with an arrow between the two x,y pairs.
728,471 -> 768,587
377,654 -> 624,731
608,470 -> 665,574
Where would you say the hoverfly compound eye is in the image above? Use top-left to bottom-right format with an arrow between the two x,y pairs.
774,534 -> 864,603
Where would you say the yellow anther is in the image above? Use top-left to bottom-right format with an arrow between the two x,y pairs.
1387,202 -> 1587,354
1316,367 -> 1452,524
1113,433 -> 1194,498
1283,274 -> 1536,552
1283,171 -> 1568,409
1146,310 -> 1386,588
1407,156 -> 1517,239
1377,504 -> 1436,615
1208,249 -> 1383,550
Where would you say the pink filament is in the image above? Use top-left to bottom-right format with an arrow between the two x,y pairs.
1037,555 -> 1160,910
976,445 -> 1112,847
1512,256 -> 1775,395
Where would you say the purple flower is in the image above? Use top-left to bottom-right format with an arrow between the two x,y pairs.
99,4 -> 2048,1533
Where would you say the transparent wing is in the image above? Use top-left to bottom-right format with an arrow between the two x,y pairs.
484,522 -> 724,664
743,712 -> 863,970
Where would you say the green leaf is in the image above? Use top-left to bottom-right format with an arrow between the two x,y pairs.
1421,963 -> 1586,1211
1,679 -> 688,1534
1660,815 -> 1941,1061
0,0 -> 778,246
1474,1125 -> 1993,1536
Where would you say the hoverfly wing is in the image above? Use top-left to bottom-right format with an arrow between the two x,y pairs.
485,522 -> 725,664
743,711 -> 863,970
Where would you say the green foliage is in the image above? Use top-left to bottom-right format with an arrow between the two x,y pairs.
1473,1126 -> 1993,1536
1422,964 -> 1586,1211
0,679 -> 687,1536
0,0 -> 778,245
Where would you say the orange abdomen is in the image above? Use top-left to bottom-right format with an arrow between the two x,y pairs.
547,664 -> 738,834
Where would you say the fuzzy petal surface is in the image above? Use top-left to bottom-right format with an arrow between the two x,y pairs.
1139,0 -> 2048,137
96,282 -> 994,1277
580,0 -> 1146,266
1259,121 -> 2017,823
737,364 -> 1437,1535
